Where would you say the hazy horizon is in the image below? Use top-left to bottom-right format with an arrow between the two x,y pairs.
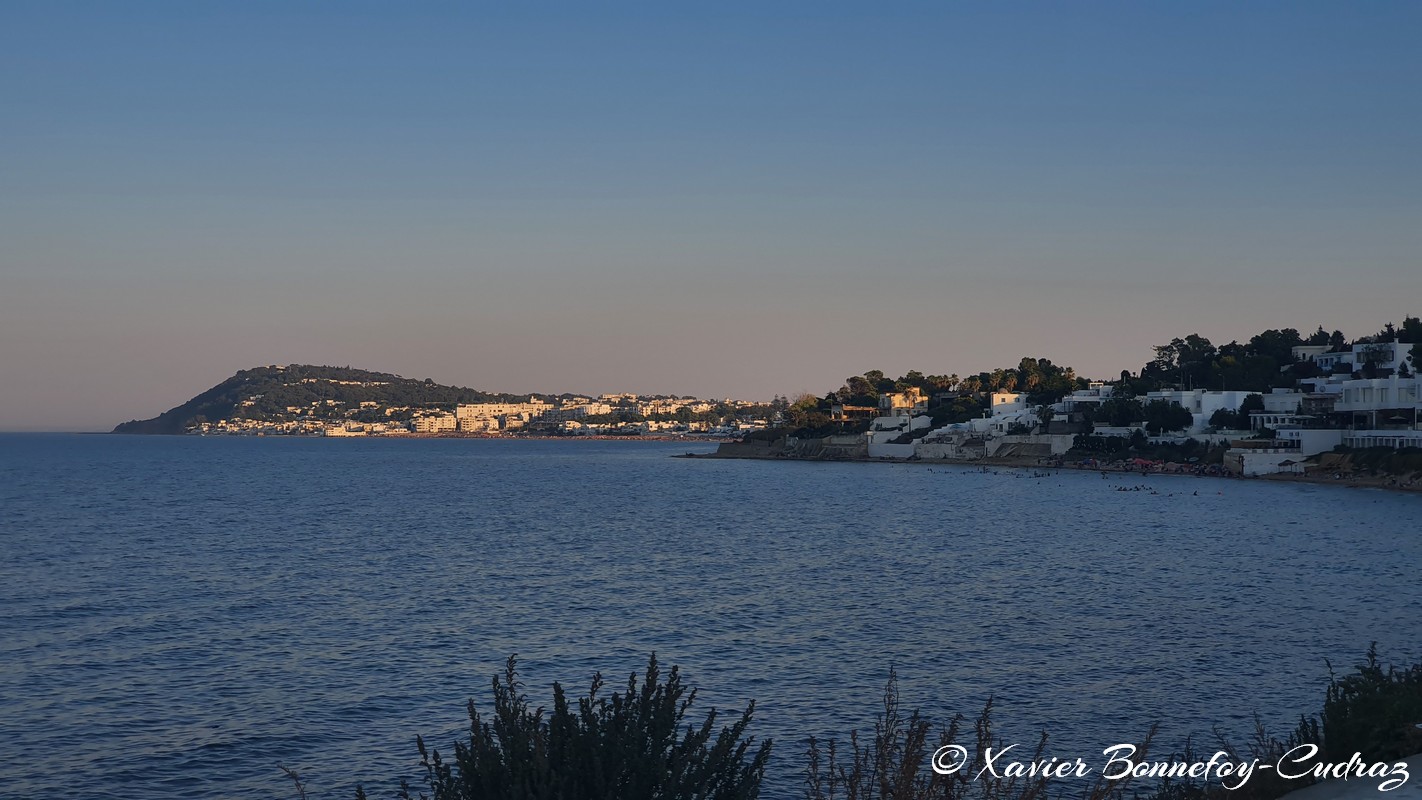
4,2 -> 1419,432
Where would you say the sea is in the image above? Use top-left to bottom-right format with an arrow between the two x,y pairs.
2,433 -> 1420,800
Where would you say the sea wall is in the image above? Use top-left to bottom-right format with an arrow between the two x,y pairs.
866,442 -> 915,459
787,434 -> 868,459
710,438 -> 785,458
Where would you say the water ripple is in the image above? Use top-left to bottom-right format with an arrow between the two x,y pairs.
1,435 -> 1420,799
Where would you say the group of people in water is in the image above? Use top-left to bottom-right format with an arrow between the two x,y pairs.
918,464 -> 1220,496
1107,483 -> 1202,496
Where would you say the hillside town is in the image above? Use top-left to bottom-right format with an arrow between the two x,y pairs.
721,334 -> 1422,478
190,390 -> 775,438
178,324 -> 1422,476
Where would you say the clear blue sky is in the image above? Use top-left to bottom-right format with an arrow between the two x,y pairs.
2,1 -> 1419,430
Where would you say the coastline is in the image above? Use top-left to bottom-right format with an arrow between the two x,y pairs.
124,431 -> 724,443
681,449 -> 1422,495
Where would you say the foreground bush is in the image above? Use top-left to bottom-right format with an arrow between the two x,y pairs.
342,647 -> 1420,800
804,647 -> 1422,800
366,653 -> 770,800
1316,643 -> 1422,763
804,668 -> 1154,800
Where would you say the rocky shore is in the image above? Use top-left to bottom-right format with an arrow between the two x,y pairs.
683,442 -> 1422,495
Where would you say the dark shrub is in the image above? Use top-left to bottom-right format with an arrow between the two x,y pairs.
377,654 -> 769,800
1317,644 -> 1422,763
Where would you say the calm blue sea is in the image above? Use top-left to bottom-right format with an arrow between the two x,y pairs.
2,433 -> 1420,799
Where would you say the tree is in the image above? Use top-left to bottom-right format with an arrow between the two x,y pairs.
1036,406 -> 1056,432
385,654 -> 770,800
1094,397 -> 1144,427
929,395 -> 985,426
1247,328 -> 1303,365
1289,360 -> 1323,380
786,394 -> 829,430
1143,334 -> 1216,389
1143,400 -> 1193,435
925,374 -> 957,392
1400,316 -> 1422,344
1018,357 -> 1042,391
1220,354 -> 1280,392
1209,408 -> 1238,430
842,375 -> 875,402
862,370 -> 896,394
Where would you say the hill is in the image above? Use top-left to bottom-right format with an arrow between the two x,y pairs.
111,365 -> 542,434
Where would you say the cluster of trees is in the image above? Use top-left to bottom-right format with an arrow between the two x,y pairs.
1135,330 -> 1307,394
1360,316 -> 1422,346
782,351 -> 1218,439
774,359 -> 1091,437
1087,397 -> 1197,435
834,358 -> 1085,408
768,318 -> 1422,443
1142,400 -> 1194,435
1207,394 -> 1265,430
780,394 -> 839,437
1360,317 -> 1422,378
1131,317 -> 1422,394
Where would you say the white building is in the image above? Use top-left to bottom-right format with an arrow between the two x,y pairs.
412,413 -> 457,433
1273,429 -> 1344,456
1342,429 -> 1422,449
879,388 -> 928,417
1052,384 -> 1114,415
1311,350 -> 1353,375
1249,389 -> 1313,432
1305,341 -> 1411,379
1350,341 -> 1409,375
457,400 -> 552,421
1260,389 -> 1304,413
458,417 -> 499,433
1334,376 -> 1422,427
990,391 -> 1028,417
1290,345 -> 1331,363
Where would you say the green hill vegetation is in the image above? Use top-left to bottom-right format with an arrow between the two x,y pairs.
111,364 -> 544,434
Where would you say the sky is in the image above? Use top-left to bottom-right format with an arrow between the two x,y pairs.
2,1 -> 1419,431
